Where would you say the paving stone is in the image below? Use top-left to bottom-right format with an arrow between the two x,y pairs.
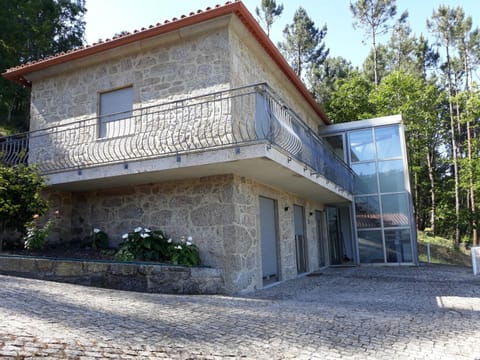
0,265 -> 479,358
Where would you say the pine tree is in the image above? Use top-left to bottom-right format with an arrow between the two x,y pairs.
278,7 -> 329,79
350,0 -> 407,85
255,0 -> 284,37
0,0 -> 86,131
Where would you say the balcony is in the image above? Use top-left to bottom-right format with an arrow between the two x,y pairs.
0,83 -> 353,200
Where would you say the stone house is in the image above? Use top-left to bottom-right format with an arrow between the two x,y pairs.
1,1 -> 417,293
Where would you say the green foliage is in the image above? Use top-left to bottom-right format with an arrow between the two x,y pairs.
324,73 -> 375,122
168,237 -> 202,267
362,44 -> 390,84
417,231 -> 471,266
255,0 -> 284,36
0,164 -> 48,235
114,247 -> 135,262
278,7 -> 329,79
115,227 -> 201,267
0,0 -> 86,131
308,56 -> 354,104
117,227 -> 170,262
350,0 -> 407,85
81,228 -> 109,250
23,215 -> 54,251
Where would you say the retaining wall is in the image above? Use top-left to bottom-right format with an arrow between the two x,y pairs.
0,255 -> 225,295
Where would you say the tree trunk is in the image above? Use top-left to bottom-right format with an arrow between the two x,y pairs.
463,40 -> 478,246
372,30 -> 378,86
445,44 -> 460,247
414,172 -> 419,229
427,150 -> 436,235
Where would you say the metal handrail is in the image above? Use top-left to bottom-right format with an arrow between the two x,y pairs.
0,133 -> 28,166
0,83 -> 353,192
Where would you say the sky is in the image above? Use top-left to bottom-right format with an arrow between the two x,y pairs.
84,0 -> 480,68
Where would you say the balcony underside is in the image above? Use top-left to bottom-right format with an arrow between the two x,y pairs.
48,143 -> 352,204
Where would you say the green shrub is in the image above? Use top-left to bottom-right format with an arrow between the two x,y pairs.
113,247 -> 135,261
81,228 -> 109,250
115,228 -> 201,267
169,239 -> 201,267
0,164 -> 48,248
23,215 -> 54,251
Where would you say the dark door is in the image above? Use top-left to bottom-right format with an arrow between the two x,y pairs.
327,207 -> 343,265
260,197 -> 279,283
294,205 -> 307,273
316,210 -> 326,267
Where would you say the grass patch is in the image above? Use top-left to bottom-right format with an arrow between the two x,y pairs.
0,124 -> 20,136
417,231 -> 471,267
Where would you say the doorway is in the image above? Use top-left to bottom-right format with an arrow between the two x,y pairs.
260,196 -> 279,284
327,206 -> 354,266
315,210 -> 327,267
294,205 -> 308,274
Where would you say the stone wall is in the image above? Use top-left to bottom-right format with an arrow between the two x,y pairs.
0,255 -> 224,295
228,17 -> 325,133
44,173 -> 326,294
30,29 -> 231,129
231,176 -> 325,288
68,175 -> 235,271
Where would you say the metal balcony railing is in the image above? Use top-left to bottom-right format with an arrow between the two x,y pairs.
0,83 -> 353,193
0,133 -> 28,166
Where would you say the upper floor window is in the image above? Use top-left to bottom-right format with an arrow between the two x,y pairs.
99,86 -> 134,138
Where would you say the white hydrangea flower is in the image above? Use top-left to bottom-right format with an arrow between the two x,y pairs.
144,228 -> 152,233
140,233 -> 150,238
167,238 -> 172,243
176,245 -> 182,250
134,226 -> 142,233
122,233 -> 129,239
187,236 -> 193,242
93,228 -> 101,234
186,241 -> 192,246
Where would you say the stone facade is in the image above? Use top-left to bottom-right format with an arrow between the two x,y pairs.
30,27 -> 231,129
27,15 -> 327,173
45,173 -> 325,293
24,13 -> 339,294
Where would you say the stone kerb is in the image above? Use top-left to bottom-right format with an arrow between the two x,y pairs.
0,255 -> 225,295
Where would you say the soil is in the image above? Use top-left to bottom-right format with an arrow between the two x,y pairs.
1,242 -> 116,261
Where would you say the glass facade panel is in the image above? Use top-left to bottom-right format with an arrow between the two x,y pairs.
385,229 -> 413,263
324,121 -> 416,265
375,126 -> 401,159
381,193 -> 409,227
352,162 -> 377,194
378,160 -> 405,193
358,230 -> 384,263
355,196 -> 381,229
324,135 -> 344,161
349,129 -> 375,162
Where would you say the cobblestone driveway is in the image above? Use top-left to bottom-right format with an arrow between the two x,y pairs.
1,265 -> 479,359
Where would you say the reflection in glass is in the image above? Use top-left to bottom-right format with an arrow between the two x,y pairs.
324,135 -> 345,161
355,196 -> 381,228
381,193 -> 409,227
358,230 -> 384,263
378,160 -> 405,192
375,126 -> 401,159
352,162 -> 377,194
385,229 -> 412,263
349,129 -> 375,162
